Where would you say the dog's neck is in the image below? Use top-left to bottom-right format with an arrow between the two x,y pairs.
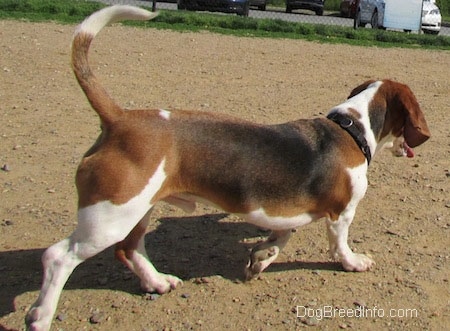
329,81 -> 392,161
327,112 -> 372,164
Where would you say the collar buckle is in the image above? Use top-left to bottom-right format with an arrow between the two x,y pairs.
327,112 -> 372,165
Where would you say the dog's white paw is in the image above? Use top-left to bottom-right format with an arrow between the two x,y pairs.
342,253 -> 375,272
245,246 -> 280,280
141,273 -> 183,294
25,306 -> 52,331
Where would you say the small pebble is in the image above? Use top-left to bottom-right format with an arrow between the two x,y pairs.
302,316 -> 320,326
193,277 -> 210,284
2,219 -> 14,226
1,164 -> 10,172
89,311 -> 104,324
353,299 -> 366,308
55,313 -> 66,321
145,293 -> 160,301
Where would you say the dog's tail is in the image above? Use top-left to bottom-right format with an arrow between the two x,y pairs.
72,5 -> 158,125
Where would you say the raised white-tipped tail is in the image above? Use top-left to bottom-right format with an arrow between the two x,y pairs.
75,5 -> 158,37
72,5 -> 158,125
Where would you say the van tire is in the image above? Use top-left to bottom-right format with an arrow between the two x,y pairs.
371,10 -> 379,29
354,10 -> 364,29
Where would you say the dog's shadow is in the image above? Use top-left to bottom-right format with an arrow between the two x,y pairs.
0,213 -> 341,317
144,213 -> 260,280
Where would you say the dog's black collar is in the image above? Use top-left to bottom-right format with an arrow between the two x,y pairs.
327,112 -> 372,165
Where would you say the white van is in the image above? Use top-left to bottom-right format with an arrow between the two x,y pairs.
354,0 -> 441,34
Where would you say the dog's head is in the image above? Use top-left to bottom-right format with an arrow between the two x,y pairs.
349,79 -> 430,158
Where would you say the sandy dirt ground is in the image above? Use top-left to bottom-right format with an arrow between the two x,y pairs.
0,18 -> 449,331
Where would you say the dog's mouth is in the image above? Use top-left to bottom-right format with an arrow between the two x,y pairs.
388,138 -> 414,158
403,141 -> 414,158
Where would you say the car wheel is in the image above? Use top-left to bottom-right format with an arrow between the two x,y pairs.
177,0 -> 186,10
286,5 -> 292,13
354,10 -> 362,29
239,2 -> 249,16
316,8 -> 324,16
371,10 -> 378,29
259,4 -> 266,11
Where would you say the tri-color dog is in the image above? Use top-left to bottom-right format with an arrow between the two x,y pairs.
26,5 -> 430,330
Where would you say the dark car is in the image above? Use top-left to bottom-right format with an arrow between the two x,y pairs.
250,0 -> 267,11
286,0 -> 325,15
178,0 -> 250,16
340,0 -> 359,18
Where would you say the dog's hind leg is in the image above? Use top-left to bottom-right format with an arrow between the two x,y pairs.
244,229 -> 292,280
26,203 -> 155,331
26,160 -> 171,330
25,237 -> 83,331
115,210 -> 183,294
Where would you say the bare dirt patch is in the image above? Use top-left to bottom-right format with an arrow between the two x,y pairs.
0,19 -> 449,330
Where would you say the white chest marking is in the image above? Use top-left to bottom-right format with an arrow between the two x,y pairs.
345,163 -> 368,210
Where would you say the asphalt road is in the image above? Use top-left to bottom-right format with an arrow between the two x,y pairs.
104,1 -> 450,37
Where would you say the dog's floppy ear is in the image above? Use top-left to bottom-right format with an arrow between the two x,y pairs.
404,105 -> 430,148
399,86 -> 431,148
347,80 -> 376,99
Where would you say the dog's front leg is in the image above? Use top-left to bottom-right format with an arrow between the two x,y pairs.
245,229 -> 292,280
326,214 -> 375,272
